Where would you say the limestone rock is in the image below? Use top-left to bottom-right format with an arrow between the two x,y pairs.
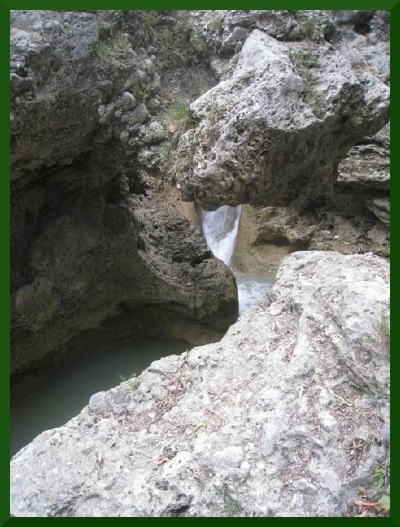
175,28 -> 389,209
337,123 -> 390,190
11,252 -> 390,517
365,197 -> 390,227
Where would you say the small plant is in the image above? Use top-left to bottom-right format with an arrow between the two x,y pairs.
129,79 -> 150,100
169,98 -> 190,122
96,30 -> 131,62
303,15 -> 316,39
217,485 -> 244,516
191,29 -> 208,55
372,314 -> 390,354
289,49 -> 320,69
290,50 -> 325,118
374,468 -> 385,490
210,15 -> 224,32
205,99 -> 221,143
142,11 -> 160,29
303,87 -> 326,118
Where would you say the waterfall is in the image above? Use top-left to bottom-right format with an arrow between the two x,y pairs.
200,205 -> 241,267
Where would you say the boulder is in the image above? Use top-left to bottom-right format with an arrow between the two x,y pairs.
11,251 -> 390,517
175,29 -> 389,209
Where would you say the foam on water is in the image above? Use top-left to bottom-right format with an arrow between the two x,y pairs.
200,205 -> 241,266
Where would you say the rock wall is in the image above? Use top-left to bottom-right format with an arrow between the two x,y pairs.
10,10 -> 239,378
11,251 -> 390,517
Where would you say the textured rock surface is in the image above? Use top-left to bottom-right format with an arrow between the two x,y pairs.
337,123 -> 390,191
10,10 -> 238,377
234,119 -> 390,272
11,252 -> 390,517
175,17 -> 389,209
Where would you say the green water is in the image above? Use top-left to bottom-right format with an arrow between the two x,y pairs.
11,274 -> 275,458
10,336 -> 190,457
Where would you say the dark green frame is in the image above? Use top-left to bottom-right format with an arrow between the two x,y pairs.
2,2 -> 397,525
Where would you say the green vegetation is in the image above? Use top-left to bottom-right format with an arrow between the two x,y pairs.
210,15 -> 224,33
129,79 -> 150,101
374,468 -> 385,489
205,99 -> 222,143
169,97 -> 190,122
95,30 -> 131,62
373,314 -> 390,353
190,28 -> 208,55
293,11 -> 319,41
142,10 -> 160,29
217,485 -> 244,516
302,14 -> 317,39
289,49 -> 325,118
289,49 -> 320,69
303,87 -> 325,118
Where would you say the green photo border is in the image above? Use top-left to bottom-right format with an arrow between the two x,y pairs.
2,1 -> 397,525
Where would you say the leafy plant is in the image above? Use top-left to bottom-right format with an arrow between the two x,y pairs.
372,314 -> 390,354
217,485 -> 243,516
289,49 -> 325,118
303,87 -> 325,118
169,97 -> 190,122
289,49 -> 320,69
191,29 -> 208,55
374,468 -> 385,489
303,15 -> 317,39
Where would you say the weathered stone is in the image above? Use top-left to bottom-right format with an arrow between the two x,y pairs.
10,10 -> 239,378
89,391 -> 112,415
365,197 -> 390,226
10,252 -> 390,517
176,29 -> 389,209
141,121 -> 167,144
337,124 -> 390,190
128,102 -> 150,124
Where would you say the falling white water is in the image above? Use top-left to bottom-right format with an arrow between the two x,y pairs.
200,205 -> 241,267
200,204 -> 274,314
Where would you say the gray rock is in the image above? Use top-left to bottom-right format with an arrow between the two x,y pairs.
141,121 -> 167,144
89,392 -> 112,415
338,123 -> 390,190
129,103 -> 150,124
176,29 -> 389,209
10,252 -> 390,517
365,197 -> 390,226
119,91 -> 137,111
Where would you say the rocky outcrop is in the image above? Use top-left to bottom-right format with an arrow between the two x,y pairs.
234,121 -> 390,273
10,10 -> 238,378
175,11 -> 389,210
11,10 -> 390,375
11,251 -> 390,517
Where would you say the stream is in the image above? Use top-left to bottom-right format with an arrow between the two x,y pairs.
11,205 -> 274,457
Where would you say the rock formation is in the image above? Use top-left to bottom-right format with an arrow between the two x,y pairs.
10,10 -> 391,517
10,10 -> 239,379
11,251 -> 390,517
175,11 -> 389,210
